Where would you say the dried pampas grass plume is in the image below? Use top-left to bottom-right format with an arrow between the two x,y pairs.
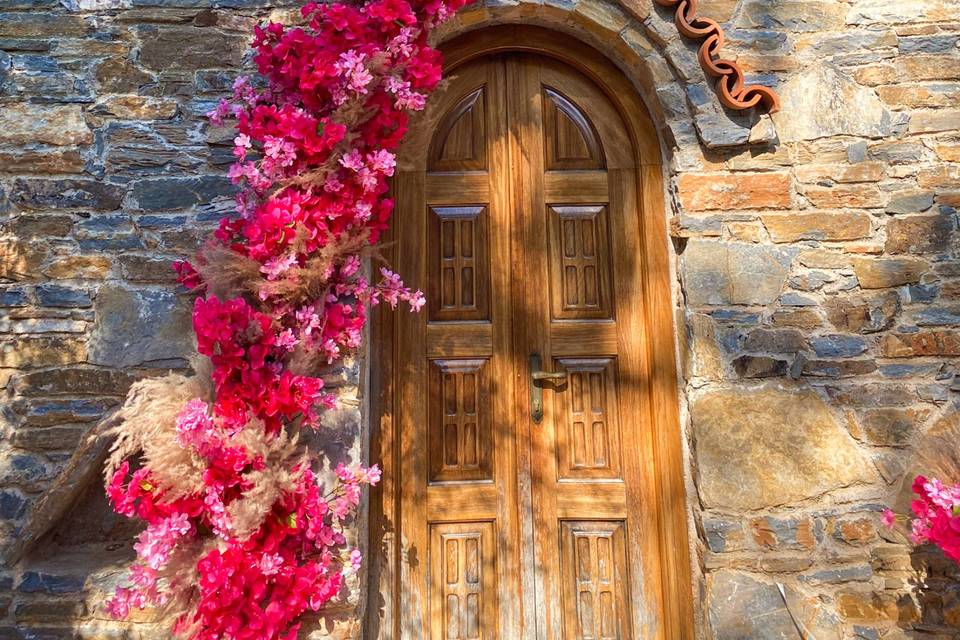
229,425 -> 307,539
103,357 -> 214,500
194,242 -> 263,301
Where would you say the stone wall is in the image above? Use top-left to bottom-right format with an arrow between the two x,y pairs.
0,0 -> 959,639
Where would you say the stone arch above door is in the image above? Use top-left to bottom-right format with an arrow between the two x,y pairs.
368,25 -> 695,640
432,0 -> 781,153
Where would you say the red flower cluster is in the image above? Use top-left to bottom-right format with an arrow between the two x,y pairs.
105,0 -> 468,637
907,475 -> 960,563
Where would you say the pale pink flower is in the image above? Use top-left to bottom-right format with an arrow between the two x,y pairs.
339,149 -> 364,171
881,508 -> 896,529
261,253 -> 298,281
134,513 -> 192,570
259,553 -> 284,576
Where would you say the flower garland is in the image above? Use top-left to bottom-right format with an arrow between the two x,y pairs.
884,476 -> 960,565
101,0 -> 468,637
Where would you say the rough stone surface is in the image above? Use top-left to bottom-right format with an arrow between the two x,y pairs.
772,65 -> 892,142
692,385 -> 876,510
86,285 -> 193,368
707,570 -> 800,639
683,240 -> 796,305
0,104 -> 91,146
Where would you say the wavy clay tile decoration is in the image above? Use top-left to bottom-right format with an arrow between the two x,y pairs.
654,0 -> 781,113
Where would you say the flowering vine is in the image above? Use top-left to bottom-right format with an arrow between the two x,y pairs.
102,0 -> 467,637
884,475 -> 960,566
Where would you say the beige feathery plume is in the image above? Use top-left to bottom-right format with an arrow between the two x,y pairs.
103,359 -> 214,500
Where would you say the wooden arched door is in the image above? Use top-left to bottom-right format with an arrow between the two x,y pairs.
373,31 -> 691,640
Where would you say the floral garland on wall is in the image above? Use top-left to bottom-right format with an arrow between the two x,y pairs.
101,0 -> 467,637
885,476 -> 960,564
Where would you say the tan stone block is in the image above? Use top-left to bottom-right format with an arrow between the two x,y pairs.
726,145 -> 792,171
938,192 -> 960,207
918,164 -> 960,189
852,407 -> 932,446
572,0 -> 629,35
794,162 -> 886,184
804,184 -> 887,208
0,337 -> 87,368
691,385 -> 877,511
722,220 -> 766,242
878,85 -> 960,109
91,96 -> 179,120
852,257 -> 928,288
836,591 -> 898,622
898,55 -> 960,81
43,256 -> 113,280
825,292 -> 900,334
0,12 -> 89,37
0,149 -> 85,174
0,104 -> 92,146
885,213 -> 954,254
856,55 -> 960,86
617,0 -> 651,21
735,53 -> 799,72
795,139 -> 854,165
771,308 -> 822,329
759,556 -> 814,572
878,331 -> 960,357
695,0 -> 737,21
774,65 -> 891,142
845,242 -> 885,255
908,109 -> 960,134
836,517 -> 878,545
676,172 -> 792,211
0,239 -> 48,281
762,212 -> 872,242
935,142 -> 960,162
798,249 -> 853,269
686,313 -> 723,381
854,64 -> 896,86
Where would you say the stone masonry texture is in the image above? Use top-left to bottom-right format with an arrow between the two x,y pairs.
0,0 -> 959,639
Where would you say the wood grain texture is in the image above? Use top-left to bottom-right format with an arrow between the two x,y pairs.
372,28 -> 693,640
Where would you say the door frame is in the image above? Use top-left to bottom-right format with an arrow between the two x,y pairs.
367,25 -> 694,639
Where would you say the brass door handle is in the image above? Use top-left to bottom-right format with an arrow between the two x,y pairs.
532,370 -> 568,381
530,353 -> 567,424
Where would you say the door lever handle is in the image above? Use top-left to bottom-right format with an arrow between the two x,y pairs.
530,353 -> 566,424
532,370 -> 568,381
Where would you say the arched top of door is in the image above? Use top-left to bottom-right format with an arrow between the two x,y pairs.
396,25 -> 662,172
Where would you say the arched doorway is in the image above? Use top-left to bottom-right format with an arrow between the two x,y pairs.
369,26 -> 692,639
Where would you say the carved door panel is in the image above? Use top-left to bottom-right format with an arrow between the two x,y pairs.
392,52 -> 655,640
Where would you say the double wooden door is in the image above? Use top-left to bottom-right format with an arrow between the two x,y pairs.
390,51 -> 659,640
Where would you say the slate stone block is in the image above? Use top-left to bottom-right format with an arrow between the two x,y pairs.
17,572 -> 85,595
34,284 -> 91,308
10,179 -> 124,211
130,175 -> 234,211
0,491 -> 27,520
811,334 -> 868,358
87,285 -> 192,367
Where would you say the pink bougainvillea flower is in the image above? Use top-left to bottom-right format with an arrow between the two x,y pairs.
105,0 -> 466,636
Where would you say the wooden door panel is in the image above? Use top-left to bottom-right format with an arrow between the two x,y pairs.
428,205 -> 490,322
430,521 -> 498,640
429,358 -> 492,482
547,205 -> 614,320
394,51 -> 660,640
515,54 -> 650,640
542,88 -> 604,171
553,357 -> 622,481
429,87 -> 488,172
560,521 -> 632,640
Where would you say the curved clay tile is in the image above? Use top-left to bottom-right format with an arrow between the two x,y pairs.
654,0 -> 781,113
